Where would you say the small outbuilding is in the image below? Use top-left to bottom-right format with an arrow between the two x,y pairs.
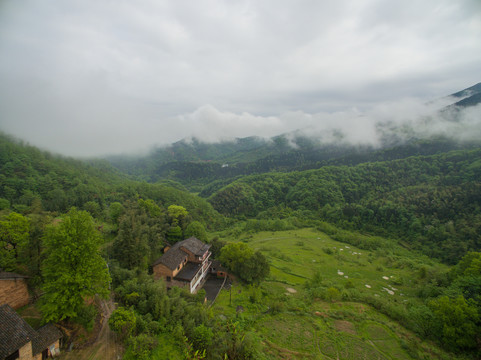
0,304 -> 62,360
210,260 -> 229,278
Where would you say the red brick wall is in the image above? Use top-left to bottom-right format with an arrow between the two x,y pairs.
0,279 -> 29,309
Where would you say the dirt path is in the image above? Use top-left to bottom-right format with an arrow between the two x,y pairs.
60,298 -> 122,360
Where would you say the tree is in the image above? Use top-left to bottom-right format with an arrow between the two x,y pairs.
41,208 -> 110,322
192,324 -> 213,352
209,237 -> 226,258
0,212 -> 30,271
237,251 -> 270,284
113,212 -> 150,270
184,221 -> 207,242
219,243 -> 253,271
109,202 -> 124,223
138,199 -> 162,218
453,251 -> 481,277
83,201 -> 102,218
167,205 -> 188,226
167,225 -> 183,243
109,306 -> 136,341
428,295 -> 479,350
219,243 -> 269,284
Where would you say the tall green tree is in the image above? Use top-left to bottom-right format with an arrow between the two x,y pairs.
184,221 -> 207,242
167,205 -> 188,226
41,208 -> 110,322
0,212 -> 30,271
113,213 -> 150,270
219,242 -> 269,284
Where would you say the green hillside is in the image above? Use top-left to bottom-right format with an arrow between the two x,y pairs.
211,227 -> 457,359
208,148 -> 481,264
0,132 -> 223,227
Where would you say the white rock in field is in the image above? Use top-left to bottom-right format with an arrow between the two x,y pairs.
382,287 -> 394,295
365,284 -> 371,288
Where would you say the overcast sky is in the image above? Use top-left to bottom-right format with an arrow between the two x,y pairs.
0,0 -> 480,157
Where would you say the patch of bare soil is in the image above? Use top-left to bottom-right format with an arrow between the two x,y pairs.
334,320 -> 357,335
59,298 -> 123,360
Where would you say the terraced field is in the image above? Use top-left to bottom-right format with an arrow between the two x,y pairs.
212,228 -> 455,359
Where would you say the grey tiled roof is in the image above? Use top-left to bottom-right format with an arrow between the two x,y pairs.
180,237 -> 211,256
152,237 -> 211,270
33,324 -> 62,355
0,304 -> 37,358
152,241 -> 188,270
0,304 -> 61,358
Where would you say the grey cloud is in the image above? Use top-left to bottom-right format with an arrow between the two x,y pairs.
0,0 -> 480,156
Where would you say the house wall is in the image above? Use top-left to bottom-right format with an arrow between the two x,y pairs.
153,263 -> 173,280
18,341 -> 33,360
0,278 -> 29,309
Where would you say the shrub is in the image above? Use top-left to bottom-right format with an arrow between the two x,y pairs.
126,334 -> 158,360
109,307 -> 136,341
327,287 -> 341,302
323,247 -> 334,255
72,304 -> 97,331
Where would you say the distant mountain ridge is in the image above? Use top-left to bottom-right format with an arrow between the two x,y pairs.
450,82 -> 481,99
106,83 -> 481,190
446,82 -> 481,109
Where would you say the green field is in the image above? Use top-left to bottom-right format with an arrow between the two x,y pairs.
211,228 -> 457,359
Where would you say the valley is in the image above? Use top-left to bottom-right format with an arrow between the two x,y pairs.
0,82 -> 481,359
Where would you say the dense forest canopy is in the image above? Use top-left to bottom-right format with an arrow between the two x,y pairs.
0,132 -> 223,228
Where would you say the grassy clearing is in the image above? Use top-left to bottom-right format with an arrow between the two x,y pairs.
212,227 -> 457,360
17,303 -> 43,329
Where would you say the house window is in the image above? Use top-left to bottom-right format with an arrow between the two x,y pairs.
167,276 -> 171,281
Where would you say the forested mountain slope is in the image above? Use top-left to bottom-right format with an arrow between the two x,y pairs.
0,133 -> 223,227
107,137 -> 479,192
208,148 -> 481,263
